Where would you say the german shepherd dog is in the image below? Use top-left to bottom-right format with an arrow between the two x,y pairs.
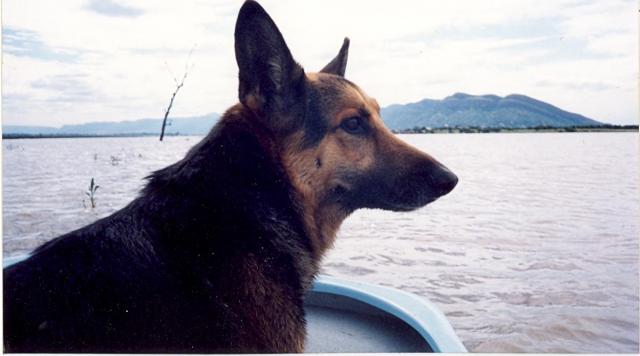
4,1 -> 457,353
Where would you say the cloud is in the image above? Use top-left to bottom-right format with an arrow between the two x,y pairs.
30,74 -> 102,103
535,80 -> 621,92
84,0 -> 144,18
1,0 -> 637,126
2,27 -> 82,62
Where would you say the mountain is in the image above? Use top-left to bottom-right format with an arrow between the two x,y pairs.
381,93 -> 603,130
2,125 -> 60,135
3,113 -> 220,136
4,93 -> 605,136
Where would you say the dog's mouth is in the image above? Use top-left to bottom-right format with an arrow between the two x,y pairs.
387,163 -> 458,211
372,188 -> 447,212
332,165 -> 458,213
383,195 -> 440,212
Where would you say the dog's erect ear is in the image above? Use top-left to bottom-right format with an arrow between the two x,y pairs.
235,0 -> 305,125
320,37 -> 350,77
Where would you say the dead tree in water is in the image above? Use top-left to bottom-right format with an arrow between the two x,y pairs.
159,46 -> 196,141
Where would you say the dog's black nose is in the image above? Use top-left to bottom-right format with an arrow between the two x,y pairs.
431,165 -> 458,196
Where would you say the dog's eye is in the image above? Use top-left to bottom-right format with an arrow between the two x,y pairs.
340,117 -> 365,134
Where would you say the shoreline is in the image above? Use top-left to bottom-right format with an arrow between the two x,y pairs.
393,125 -> 638,135
3,127 -> 638,139
2,133 -> 191,140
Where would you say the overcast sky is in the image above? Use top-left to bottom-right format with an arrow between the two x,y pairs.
2,0 -> 638,127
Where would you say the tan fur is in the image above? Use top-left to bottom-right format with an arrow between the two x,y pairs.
280,72 -> 396,257
233,254 -> 306,352
244,93 -> 262,114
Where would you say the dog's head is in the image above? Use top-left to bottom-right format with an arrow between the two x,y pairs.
234,1 -> 457,247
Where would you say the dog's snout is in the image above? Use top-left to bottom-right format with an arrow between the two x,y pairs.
430,165 -> 458,196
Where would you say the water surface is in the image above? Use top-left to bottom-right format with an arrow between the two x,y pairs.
3,132 -> 638,352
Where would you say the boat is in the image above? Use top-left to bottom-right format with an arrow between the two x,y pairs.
3,255 -> 466,353
307,275 -> 466,353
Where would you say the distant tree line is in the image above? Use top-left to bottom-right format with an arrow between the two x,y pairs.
392,124 -> 639,134
2,132 -> 183,140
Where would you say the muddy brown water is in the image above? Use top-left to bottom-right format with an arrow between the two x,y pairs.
3,132 -> 638,352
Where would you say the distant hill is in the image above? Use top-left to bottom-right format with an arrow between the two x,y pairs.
2,125 -> 60,135
381,93 -> 603,130
4,93 -> 605,136
3,113 -> 220,136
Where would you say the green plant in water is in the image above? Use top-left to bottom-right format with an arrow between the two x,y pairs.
85,178 -> 100,209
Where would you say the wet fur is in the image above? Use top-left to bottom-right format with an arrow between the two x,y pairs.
4,1 -> 457,353
4,107 -> 313,352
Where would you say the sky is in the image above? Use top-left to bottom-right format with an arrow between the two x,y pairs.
2,0 -> 638,127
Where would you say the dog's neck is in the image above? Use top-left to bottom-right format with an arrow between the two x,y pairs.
144,103 -> 346,281
304,201 -> 349,257
288,175 -> 348,258
278,133 -> 352,259
227,104 -> 349,260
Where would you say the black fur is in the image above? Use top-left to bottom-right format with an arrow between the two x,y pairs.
3,1 -> 458,352
300,84 -> 331,148
234,0 -> 305,133
4,2 -> 321,352
3,113 -> 314,353
320,37 -> 350,77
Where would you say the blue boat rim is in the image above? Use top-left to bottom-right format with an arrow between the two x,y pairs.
313,275 -> 467,353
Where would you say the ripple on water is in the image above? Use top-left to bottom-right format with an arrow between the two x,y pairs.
3,133 -> 639,353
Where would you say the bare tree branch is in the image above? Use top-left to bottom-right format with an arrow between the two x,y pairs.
159,44 -> 197,141
164,60 -> 179,86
